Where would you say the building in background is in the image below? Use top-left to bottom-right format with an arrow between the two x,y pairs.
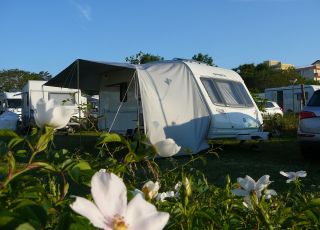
296,60 -> 320,82
264,60 -> 294,70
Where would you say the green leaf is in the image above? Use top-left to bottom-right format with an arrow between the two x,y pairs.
96,133 -> 130,149
68,161 -> 91,183
15,223 -> 36,230
30,162 -> 57,172
0,212 -> 17,227
8,137 -> 24,149
0,129 -> 19,138
61,159 -> 76,171
14,203 -> 47,228
309,198 -> 320,207
34,127 -> 54,153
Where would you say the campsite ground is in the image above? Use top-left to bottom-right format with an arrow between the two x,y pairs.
53,132 -> 320,192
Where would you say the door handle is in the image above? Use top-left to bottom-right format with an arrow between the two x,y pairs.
216,108 -> 226,113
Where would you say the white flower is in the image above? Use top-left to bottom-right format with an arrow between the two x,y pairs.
154,138 -> 181,157
34,98 -> 73,129
142,181 -> 160,200
231,175 -> 276,208
280,170 -> 307,183
131,188 -> 144,197
174,182 -> 182,198
70,170 -> 169,230
174,182 -> 182,191
156,191 -> 175,202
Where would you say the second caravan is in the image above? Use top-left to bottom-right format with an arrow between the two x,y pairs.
21,80 -> 87,128
264,85 -> 320,113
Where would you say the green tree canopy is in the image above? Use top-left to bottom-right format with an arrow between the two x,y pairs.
0,69 -> 51,92
192,53 -> 215,66
125,51 -> 164,64
233,63 -> 316,93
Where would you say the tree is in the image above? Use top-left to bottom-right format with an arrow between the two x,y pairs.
0,69 -> 51,92
125,51 -> 164,64
192,53 -> 215,66
234,63 -> 306,92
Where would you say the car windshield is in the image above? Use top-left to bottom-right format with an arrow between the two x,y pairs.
307,91 -> 320,106
265,102 -> 274,108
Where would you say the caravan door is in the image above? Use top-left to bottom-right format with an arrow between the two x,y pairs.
99,84 -> 138,133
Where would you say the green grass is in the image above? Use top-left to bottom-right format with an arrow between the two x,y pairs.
2,131 -> 319,193
53,133 -> 320,192
157,137 -> 320,192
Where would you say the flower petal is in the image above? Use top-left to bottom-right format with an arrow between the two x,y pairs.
70,196 -> 105,229
126,194 -> 169,230
231,189 -> 249,197
296,170 -> 307,178
238,176 -> 255,191
91,171 -> 127,219
132,189 -> 144,198
286,177 -> 295,183
256,175 -> 271,192
265,189 -> 277,199
154,138 -> 181,157
243,196 -> 253,209
280,171 -> 296,179
279,171 -> 289,177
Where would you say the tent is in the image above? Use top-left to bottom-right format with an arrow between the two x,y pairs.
45,59 -> 210,155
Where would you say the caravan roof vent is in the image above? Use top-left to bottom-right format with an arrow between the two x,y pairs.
172,58 -> 210,66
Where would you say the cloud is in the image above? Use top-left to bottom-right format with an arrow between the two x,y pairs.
72,0 -> 92,21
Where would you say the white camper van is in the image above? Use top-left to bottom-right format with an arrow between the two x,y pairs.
44,59 -> 268,155
265,85 -> 320,113
21,80 -> 87,128
0,92 -> 22,116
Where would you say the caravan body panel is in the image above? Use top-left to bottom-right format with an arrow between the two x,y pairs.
185,62 -> 263,139
21,80 -> 86,127
265,85 -> 320,113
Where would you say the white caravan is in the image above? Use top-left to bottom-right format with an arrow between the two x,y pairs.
264,85 -> 320,113
45,59 -> 268,155
0,92 -> 22,116
21,80 -> 87,128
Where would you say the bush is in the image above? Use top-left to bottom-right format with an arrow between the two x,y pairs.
263,113 -> 298,137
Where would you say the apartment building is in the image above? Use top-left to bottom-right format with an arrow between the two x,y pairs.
296,60 -> 320,81
264,60 -> 294,70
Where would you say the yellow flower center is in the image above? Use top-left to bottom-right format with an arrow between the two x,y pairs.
112,215 -> 127,230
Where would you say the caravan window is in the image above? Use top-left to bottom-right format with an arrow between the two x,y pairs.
201,78 -> 254,107
201,78 -> 224,105
48,93 -> 75,106
7,99 -> 22,108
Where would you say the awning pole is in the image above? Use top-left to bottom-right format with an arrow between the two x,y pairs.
77,59 -> 80,123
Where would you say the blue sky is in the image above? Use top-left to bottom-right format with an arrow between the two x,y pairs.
1,0 -> 319,76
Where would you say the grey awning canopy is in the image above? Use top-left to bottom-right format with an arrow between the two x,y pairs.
44,59 -> 136,91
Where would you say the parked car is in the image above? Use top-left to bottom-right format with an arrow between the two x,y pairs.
261,101 -> 283,117
297,90 -> 320,159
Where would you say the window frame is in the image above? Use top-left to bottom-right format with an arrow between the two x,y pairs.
200,77 -> 254,108
48,92 -> 76,106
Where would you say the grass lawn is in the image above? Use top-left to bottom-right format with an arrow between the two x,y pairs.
157,137 -> 320,192
2,132 -> 319,193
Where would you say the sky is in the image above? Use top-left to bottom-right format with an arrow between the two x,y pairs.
0,0 -> 319,76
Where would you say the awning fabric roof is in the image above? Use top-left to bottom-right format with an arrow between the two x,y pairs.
44,59 -> 136,91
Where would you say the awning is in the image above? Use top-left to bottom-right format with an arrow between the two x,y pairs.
44,59 -> 136,91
